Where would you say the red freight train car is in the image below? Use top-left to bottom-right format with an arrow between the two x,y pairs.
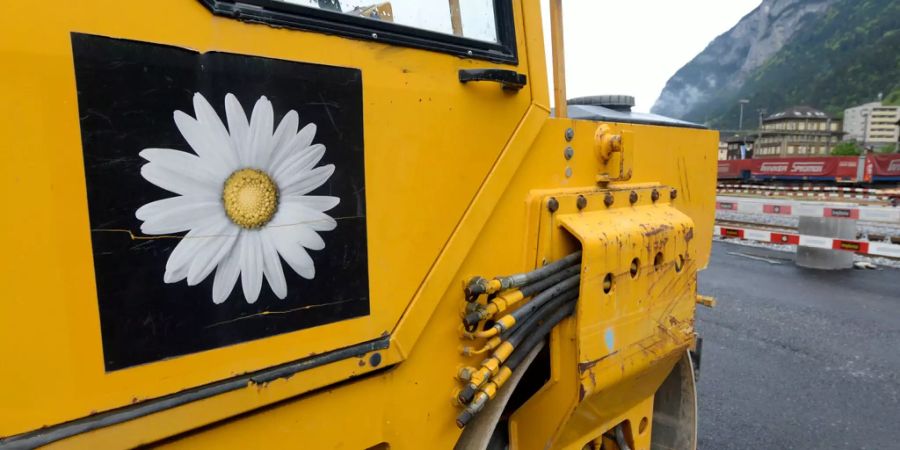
718,154 -> 900,183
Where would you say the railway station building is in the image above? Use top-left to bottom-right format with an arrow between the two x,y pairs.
753,106 -> 842,158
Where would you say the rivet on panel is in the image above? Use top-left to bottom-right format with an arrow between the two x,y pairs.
547,197 -> 559,213
670,188 -> 678,200
651,189 -> 660,202
576,195 -> 587,210
564,146 -> 574,160
629,191 -> 638,204
565,167 -> 573,178
604,193 -> 614,207
565,128 -> 574,141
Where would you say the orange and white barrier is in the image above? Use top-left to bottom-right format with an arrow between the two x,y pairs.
715,196 -> 900,223
714,225 -> 900,259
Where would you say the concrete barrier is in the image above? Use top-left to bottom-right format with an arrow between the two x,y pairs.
795,216 -> 856,270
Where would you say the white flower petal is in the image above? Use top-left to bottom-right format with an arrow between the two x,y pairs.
283,195 -> 341,212
248,96 -> 274,168
281,164 -> 335,197
140,162 -> 219,198
272,231 -> 316,279
270,200 -> 337,231
269,224 -> 327,251
273,144 -> 326,185
240,231 -> 264,303
192,93 -> 240,170
163,219 -> 220,283
269,110 -> 299,168
269,122 -> 316,173
187,222 -> 239,286
225,93 -> 251,166
137,197 -> 221,235
260,230 -> 288,299
212,233 -> 243,304
139,148 -> 221,186
173,111 -> 233,176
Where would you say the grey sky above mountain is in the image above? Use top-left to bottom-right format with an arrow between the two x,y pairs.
541,0 -> 761,112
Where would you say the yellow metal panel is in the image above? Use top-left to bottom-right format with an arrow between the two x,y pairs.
0,0 -> 533,437
0,0 -> 718,446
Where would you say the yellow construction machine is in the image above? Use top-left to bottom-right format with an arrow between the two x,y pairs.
0,1 -> 717,448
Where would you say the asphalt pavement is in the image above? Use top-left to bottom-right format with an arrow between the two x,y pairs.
696,241 -> 900,449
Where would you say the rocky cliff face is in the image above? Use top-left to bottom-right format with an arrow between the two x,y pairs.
651,0 -> 837,123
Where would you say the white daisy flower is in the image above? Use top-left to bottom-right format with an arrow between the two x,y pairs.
135,92 -> 340,304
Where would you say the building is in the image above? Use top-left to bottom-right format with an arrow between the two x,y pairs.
754,106 -> 842,158
724,134 -> 755,160
843,102 -> 900,147
718,141 -> 728,160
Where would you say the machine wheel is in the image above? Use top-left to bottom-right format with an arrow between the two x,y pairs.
650,351 -> 698,450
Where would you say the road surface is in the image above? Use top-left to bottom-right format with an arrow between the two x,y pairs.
696,241 -> 900,449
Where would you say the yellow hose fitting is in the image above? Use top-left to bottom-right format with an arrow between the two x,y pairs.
466,336 -> 501,356
457,366 -> 476,381
490,290 -> 524,315
485,279 -> 502,295
493,366 -> 512,388
480,382 -> 498,399
481,357 -> 500,375
493,341 -> 514,362
472,327 -> 499,339
469,367 -> 491,387
495,315 -> 516,332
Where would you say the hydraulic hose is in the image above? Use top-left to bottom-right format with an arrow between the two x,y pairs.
463,264 -> 580,328
506,301 -> 576,369
509,273 -> 580,323
501,287 -> 578,343
457,291 -> 578,404
461,287 -> 577,358
464,251 -> 582,301
456,301 -> 577,428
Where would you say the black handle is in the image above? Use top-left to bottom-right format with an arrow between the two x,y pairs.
458,69 -> 527,91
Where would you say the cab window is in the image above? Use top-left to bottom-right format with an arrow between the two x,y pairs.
200,0 -> 517,63
280,0 -> 499,43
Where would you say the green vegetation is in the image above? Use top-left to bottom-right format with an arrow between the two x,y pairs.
831,141 -> 862,155
682,0 -> 900,130
884,89 -> 900,106
876,144 -> 897,153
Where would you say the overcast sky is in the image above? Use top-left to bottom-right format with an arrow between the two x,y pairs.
542,0 -> 761,112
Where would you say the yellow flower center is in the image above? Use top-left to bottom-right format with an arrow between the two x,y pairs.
222,168 -> 279,229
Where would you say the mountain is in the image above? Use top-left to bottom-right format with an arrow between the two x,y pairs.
651,0 -> 900,130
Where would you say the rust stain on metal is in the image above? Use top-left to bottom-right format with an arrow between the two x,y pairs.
641,223 -> 673,237
578,351 -> 619,373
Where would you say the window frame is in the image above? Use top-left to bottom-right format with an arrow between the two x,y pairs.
197,0 -> 519,65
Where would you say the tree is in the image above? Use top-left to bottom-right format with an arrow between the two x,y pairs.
831,141 -> 862,155
875,144 -> 896,154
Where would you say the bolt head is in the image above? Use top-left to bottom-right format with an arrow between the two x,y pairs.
565,128 -> 574,141
670,188 -> 678,200
576,195 -> 587,210
604,193 -> 614,207
548,197 -> 560,213
629,191 -> 638,204
651,189 -> 660,202
564,146 -> 574,160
